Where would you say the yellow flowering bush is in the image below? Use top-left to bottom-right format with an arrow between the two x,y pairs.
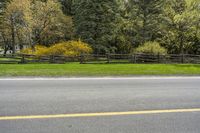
21,45 -> 49,56
21,40 -> 92,56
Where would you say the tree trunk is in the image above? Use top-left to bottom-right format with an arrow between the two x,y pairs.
1,32 -> 9,56
179,26 -> 184,54
16,31 -> 24,50
11,16 -> 16,54
142,2 -> 147,44
3,46 -> 8,56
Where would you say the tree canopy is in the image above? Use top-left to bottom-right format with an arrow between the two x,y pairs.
73,0 -> 122,54
0,0 -> 199,55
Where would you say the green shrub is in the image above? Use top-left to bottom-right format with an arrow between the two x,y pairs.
134,41 -> 167,55
22,40 -> 93,56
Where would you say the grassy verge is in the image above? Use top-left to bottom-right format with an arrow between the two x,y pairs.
0,63 -> 200,77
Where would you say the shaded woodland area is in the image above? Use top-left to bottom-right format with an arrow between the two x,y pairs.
0,0 -> 200,55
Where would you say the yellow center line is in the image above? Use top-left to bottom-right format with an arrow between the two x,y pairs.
0,108 -> 200,121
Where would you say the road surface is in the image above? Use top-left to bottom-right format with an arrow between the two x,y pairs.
0,77 -> 200,133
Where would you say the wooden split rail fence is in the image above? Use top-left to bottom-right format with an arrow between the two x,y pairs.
0,53 -> 200,64
0,54 -> 79,64
80,54 -> 200,64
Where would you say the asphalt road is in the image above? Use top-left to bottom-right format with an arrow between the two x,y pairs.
0,77 -> 200,133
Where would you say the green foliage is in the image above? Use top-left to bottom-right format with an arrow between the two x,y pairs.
161,0 -> 200,54
0,0 -> 74,54
59,0 -> 72,15
22,40 -> 92,56
31,0 -> 74,45
115,34 -> 132,54
124,0 -> 165,46
1,0 -> 200,55
122,0 -> 200,54
0,1 -> 5,15
73,0 -> 122,54
134,41 -> 167,55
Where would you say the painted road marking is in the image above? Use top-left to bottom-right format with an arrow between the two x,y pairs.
0,108 -> 200,121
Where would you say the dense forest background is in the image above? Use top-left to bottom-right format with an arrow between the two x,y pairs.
0,0 -> 200,55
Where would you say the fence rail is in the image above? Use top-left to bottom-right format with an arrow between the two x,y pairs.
0,53 -> 200,64
80,53 -> 200,64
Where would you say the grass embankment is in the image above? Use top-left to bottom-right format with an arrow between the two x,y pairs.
0,63 -> 200,77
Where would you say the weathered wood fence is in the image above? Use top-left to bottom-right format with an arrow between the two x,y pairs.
0,54 -> 79,64
1,53 -> 200,64
80,53 -> 200,64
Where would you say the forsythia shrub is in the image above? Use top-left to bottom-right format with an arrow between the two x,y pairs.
134,41 -> 167,55
21,45 -> 49,56
21,40 -> 92,56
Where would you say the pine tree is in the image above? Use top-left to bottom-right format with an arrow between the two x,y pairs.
73,0 -> 122,54
125,0 -> 165,46
59,0 -> 72,15
0,0 -> 9,15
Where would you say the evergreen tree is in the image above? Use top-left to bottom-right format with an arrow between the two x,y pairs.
0,0 -> 9,15
73,0 -> 122,54
59,0 -> 72,15
125,0 -> 165,46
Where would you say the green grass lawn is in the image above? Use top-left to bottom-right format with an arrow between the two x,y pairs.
0,63 -> 200,77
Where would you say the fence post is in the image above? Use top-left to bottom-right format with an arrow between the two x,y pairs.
21,54 -> 26,64
181,54 -> 184,64
134,54 -> 137,63
130,54 -> 134,63
157,53 -> 160,63
80,53 -> 84,64
131,54 -> 135,63
107,53 -> 110,64
49,55 -> 54,63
